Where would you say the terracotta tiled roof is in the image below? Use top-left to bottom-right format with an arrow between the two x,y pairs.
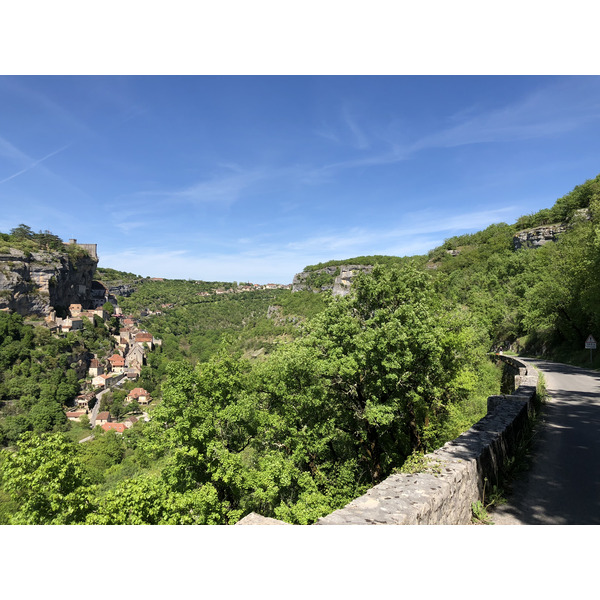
101,422 -> 127,433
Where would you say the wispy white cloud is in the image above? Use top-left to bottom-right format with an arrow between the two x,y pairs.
126,164 -> 272,207
314,79 -> 600,175
280,206 -> 515,258
312,145 -> 408,176
314,125 -> 341,144
177,168 -> 267,205
98,204 -> 520,284
314,104 -> 371,150
412,80 -> 600,151
115,220 -> 148,234
127,161 -> 314,209
341,104 -> 370,150
0,134 -> 32,163
393,206 -> 517,236
0,77 -> 94,138
120,81 -> 600,208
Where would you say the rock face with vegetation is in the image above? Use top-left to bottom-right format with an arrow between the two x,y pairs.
512,223 -> 567,250
0,247 -> 97,316
332,265 -> 374,296
292,264 -> 374,295
292,265 -> 338,292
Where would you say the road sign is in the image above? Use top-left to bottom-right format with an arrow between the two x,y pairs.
585,335 -> 597,350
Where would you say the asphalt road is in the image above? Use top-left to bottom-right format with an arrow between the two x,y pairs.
491,358 -> 600,524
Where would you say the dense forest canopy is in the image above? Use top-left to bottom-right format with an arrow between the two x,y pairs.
2,173 -> 600,524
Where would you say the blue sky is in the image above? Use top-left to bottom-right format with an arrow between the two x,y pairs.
1,75 -> 600,283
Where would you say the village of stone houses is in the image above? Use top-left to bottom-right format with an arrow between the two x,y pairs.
59,297 -> 161,435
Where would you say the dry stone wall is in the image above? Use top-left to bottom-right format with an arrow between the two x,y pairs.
237,355 -> 538,526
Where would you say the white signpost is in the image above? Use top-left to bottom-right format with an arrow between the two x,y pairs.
585,334 -> 597,364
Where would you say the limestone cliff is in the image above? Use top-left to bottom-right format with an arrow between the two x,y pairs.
0,247 -> 98,316
331,265 -> 374,296
512,224 -> 567,250
512,209 -> 591,251
292,264 -> 374,296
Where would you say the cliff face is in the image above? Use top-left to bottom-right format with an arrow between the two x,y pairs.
512,209 -> 591,251
292,266 -> 338,293
292,264 -> 374,296
331,265 -> 374,296
0,248 -> 98,316
512,224 -> 567,250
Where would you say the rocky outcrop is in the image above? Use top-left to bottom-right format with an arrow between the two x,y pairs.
292,264 -> 374,296
107,283 -> 136,297
513,223 -> 567,250
332,265 -> 373,297
0,248 -> 98,316
292,266 -> 339,292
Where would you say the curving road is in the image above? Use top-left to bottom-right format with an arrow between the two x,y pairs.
491,358 -> 600,524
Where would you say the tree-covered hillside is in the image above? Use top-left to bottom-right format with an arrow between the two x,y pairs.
430,173 -> 600,361
306,173 -> 600,362
0,313 -> 79,446
0,310 -> 121,448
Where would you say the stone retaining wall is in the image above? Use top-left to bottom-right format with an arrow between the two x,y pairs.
237,356 -> 538,525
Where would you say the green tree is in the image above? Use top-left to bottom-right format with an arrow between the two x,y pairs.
296,264 -> 489,480
32,230 -> 64,251
0,432 -> 96,524
79,429 -> 126,483
85,476 -> 229,524
523,197 -> 600,351
9,224 -> 33,240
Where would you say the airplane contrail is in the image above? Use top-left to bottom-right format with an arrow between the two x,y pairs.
0,143 -> 71,185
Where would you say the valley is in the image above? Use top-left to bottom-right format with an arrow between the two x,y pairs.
1,172 -> 600,524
